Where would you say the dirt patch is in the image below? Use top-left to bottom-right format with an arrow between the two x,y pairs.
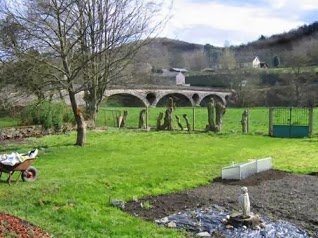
0,212 -> 51,238
125,170 -> 318,237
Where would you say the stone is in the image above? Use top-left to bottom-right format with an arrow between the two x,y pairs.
111,199 -> 126,209
225,224 -> 234,229
155,217 -> 169,224
213,204 -> 225,212
259,223 -> 266,228
167,221 -> 177,228
196,231 -> 211,237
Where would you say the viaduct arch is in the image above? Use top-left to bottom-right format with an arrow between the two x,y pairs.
103,88 -> 232,107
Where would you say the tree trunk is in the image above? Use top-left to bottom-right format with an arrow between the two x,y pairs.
139,109 -> 146,129
84,90 -> 98,124
157,112 -> 164,130
120,110 -> 128,128
175,115 -> 183,130
215,102 -> 226,132
162,108 -> 173,130
241,110 -> 249,134
183,114 -> 191,131
207,98 -> 215,131
69,91 -> 86,146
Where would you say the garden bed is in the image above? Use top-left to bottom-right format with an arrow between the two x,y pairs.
125,169 -> 318,237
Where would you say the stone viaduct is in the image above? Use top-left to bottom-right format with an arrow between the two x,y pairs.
103,86 -> 233,107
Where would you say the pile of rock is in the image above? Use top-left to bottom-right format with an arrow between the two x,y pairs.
0,126 -> 43,141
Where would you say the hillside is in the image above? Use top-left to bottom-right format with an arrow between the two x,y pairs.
127,22 -> 318,107
133,37 -> 221,71
133,21 -> 318,71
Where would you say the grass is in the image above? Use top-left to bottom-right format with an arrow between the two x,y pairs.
96,107 -> 269,134
0,116 -> 19,128
97,107 -> 318,135
0,108 -> 317,237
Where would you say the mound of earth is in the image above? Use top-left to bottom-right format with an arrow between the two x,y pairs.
0,212 -> 51,238
125,170 -> 318,237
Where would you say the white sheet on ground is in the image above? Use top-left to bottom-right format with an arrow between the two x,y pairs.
0,149 -> 38,166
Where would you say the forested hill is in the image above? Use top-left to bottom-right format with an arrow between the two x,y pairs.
244,21 -> 318,49
134,21 -> 318,71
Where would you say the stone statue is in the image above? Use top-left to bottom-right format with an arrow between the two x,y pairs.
238,186 -> 250,218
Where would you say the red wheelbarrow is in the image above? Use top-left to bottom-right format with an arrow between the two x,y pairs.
0,153 -> 38,185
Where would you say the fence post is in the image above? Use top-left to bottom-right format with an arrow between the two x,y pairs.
309,107 -> 314,137
192,107 -> 195,131
145,106 -> 148,130
247,109 -> 249,133
268,108 -> 273,136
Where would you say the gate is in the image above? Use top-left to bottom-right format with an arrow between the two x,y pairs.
269,107 -> 313,138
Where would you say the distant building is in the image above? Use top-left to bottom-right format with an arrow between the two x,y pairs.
252,56 -> 261,68
176,72 -> 190,86
169,67 -> 188,73
176,72 -> 185,85
253,56 -> 268,68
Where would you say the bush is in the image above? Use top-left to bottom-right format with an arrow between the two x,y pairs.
21,100 -> 74,130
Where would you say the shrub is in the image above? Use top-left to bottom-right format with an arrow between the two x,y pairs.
21,100 -> 74,130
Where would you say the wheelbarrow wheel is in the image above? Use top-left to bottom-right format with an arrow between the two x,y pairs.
21,166 -> 38,182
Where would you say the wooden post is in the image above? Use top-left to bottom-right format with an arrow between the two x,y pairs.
308,107 -> 313,137
192,107 -> 195,131
146,107 -> 148,130
269,108 -> 273,136
247,109 -> 249,133
104,110 -> 107,126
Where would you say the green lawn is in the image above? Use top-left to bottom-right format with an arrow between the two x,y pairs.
97,107 -> 318,136
0,116 -> 19,128
0,129 -> 317,237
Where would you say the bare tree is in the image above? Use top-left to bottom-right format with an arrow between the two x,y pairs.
282,43 -> 314,106
0,0 -> 170,146
219,47 -> 236,70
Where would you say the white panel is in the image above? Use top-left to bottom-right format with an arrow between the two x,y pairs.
221,157 -> 273,180
256,157 -> 272,172
222,166 -> 240,180
240,161 -> 257,179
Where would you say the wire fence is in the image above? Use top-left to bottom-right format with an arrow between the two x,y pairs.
96,107 -> 271,134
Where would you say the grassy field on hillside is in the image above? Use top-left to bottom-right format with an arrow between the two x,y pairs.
0,127 -> 317,237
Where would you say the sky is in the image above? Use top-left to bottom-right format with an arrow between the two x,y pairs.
160,0 -> 318,46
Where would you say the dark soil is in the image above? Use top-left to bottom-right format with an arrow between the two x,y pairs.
125,170 -> 318,237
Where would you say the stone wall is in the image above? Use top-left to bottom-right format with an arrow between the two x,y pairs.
0,125 -> 44,141
0,121 -> 95,141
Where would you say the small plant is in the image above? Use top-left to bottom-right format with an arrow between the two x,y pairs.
141,201 -> 153,210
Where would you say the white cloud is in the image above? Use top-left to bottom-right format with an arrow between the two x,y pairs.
160,0 -> 318,46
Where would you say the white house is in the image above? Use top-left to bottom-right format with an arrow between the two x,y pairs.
252,56 -> 260,68
176,72 -> 185,85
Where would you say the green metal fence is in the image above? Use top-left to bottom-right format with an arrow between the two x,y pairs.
269,107 -> 313,138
